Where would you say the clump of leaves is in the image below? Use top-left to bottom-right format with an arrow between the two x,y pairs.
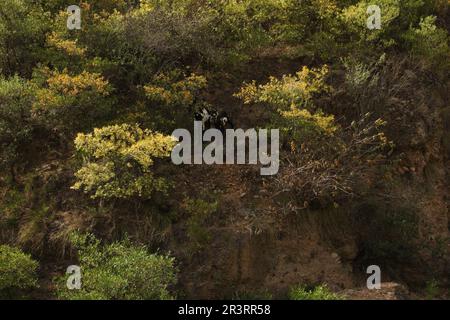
72,124 -> 176,200
31,68 -> 115,137
0,76 -> 35,177
235,65 -> 329,110
0,245 -> 39,298
0,0 -> 51,76
289,284 -> 343,300
404,15 -> 450,70
56,233 -> 177,300
144,71 -> 207,108
425,279 -> 440,300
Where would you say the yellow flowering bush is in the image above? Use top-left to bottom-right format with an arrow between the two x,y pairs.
144,72 -> 207,108
235,65 -> 329,110
235,66 -> 391,207
46,32 -> 87,57
72,124 -> 176,200
235,65 -> 334,147
279,107 -> 338,146
32,68 -> 114,136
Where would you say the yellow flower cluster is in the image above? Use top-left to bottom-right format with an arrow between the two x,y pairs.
45,70 -> 110,96
144,73 -> 207,107
234,65 -> 329,110
72,124 -> 176,200
47,32 -> 87,57
280,107 -> 337,135
32,69 -> 112,122
235,65 -> 337,149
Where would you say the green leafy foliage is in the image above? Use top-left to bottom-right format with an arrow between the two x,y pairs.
235,65 -> 330,110
404,15 -> 450,69
0,245 -> 39,297
0,76 -> 35,175
289,284 -> 343,300
0,0 -> 51,76
56,233 -> 177,300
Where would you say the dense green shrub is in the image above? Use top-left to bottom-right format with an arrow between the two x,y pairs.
0,76 -> 35,178
404,15 -> 450,69
0,0 -> 51,76
0,245 -> 39,298
56,233 -> 177,300
341,0 -> 400,44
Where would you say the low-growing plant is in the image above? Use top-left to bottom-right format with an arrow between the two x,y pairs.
56,233 -> 177,300
182,198 -> 218,251
0,245 -> 39,298
289,284 -> 343,300
425,279 -> 440,300
404,15 -> 450,70
144,71 -> 207,108
235,65 -> 329,111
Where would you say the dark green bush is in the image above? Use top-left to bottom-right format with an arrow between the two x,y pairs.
0,0 -> 51,76
0,76 -> 35,178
